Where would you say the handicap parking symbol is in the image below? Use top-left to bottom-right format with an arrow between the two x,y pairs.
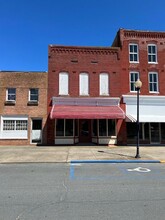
127,167 -> 151,173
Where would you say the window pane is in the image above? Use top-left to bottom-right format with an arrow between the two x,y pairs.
148,46 -> 151,53
3,120 -> 15,130
99,119 -> 107,136
130,72 -> 139,91
129,54 -> 133,61
92,120 -> 98,136
65,119 -> 73,136
74,119 -> 78,136
7,88 -> 16,101
161,123 -> 165,141
16,120 -> 28,130
56,119 -> 64,136
134,54 -> 138,61
129,45 -> 133,52
108,120 -> 115,136
30,89 -> 38,101
134,45 -> 137,53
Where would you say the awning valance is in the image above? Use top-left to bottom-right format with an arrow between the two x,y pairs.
50,105 -> 125,119
123,95 -> 165,123
126,114 -> 165,123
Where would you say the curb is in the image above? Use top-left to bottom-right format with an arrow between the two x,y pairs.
71,160 -> 161,164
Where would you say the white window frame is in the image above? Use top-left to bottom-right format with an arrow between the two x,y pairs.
148,44 -> 157,63
29,88 -> 39,102
0,116 -> 28,139
99,73 -> 109,96
130,72 -> 139,92
79,72 -> 89,96
59,72 -> 69,95
149,72 -> 159,93
129,43 -> 139,63
6,88 -> 16,101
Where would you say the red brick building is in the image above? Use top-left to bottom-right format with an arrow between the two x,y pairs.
1,28 -> 165,146
47,46 -> 125,145
0,71 -> 47,145
112,29 -> 165,145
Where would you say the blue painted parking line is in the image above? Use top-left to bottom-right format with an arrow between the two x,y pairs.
71,160 -> 160,164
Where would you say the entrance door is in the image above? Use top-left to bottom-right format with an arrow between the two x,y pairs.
79,119 -> 91,143
150,123 -> 160,144
31,119 -> 42,144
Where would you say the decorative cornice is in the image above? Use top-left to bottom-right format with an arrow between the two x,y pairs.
49,45 -> 120,56
123,30 -> 165,39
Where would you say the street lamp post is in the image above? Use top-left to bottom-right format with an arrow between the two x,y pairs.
135,79 -> 142,158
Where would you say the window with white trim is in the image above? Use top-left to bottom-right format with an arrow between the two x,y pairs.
129,43 -> 139,63
99,73 -> 109,96
6,88 -> 16,101
79,73 -> 89,96
59,72 -> 69,95
29,88 -> 39,102
148,44 -> 157,63
149,72 -> 158,93
0,116 -> 28,139
130,72 -> 139,92
3,120 -> 28,130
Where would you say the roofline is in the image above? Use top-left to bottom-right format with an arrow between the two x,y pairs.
49,44 -> 119,50
0,70 -> 47,73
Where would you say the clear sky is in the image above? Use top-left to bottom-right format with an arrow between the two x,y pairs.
0,0 -> 165,71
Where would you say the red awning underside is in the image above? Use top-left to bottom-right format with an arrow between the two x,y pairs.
50,105 -> 125,119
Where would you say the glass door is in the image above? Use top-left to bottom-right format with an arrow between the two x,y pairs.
150,123 -> 160,144
79,119 -> 91,143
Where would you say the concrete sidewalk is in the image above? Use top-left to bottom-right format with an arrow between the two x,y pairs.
0,145 -> 165,163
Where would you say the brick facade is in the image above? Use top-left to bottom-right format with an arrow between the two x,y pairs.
0,71 -> 47,145
1,28 -> 165,146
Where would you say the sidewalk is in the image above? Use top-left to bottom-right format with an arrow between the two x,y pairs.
0,145 -> 165,163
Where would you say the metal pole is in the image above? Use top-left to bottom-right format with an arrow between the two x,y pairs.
135,87 -> 140,158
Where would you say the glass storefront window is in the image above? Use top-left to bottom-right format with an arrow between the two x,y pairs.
127,123 -> 136,140
161,123 -> 165,141
56,119 -> 64,136
74,120 -> 78,136
108,119 -> 115,136
92,120 -> 98,136
65,119 -> 73,136
99,119 -> 107,136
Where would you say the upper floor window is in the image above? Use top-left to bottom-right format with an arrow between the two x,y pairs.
79,73 -> 89,96
6,88 -> 16,101
149,72 -> 158,93
99,73 -> 109,96
29,88 -> 39,102
130,72 -> 139,92
129,43 -> 139,63
148,44 -> 157,63
59,72 -> 69,95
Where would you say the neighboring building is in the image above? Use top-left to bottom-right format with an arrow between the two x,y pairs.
47,46 -> 125,145
112,29 -> 165,145
0,71 -> 47,145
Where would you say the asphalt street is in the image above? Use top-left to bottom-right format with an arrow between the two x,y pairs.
0,163 -> 165,220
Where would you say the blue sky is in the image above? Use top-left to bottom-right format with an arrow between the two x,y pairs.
0,0 -> 165,71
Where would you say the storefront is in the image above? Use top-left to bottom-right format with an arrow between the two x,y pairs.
123,95 -> 165,145
50,97 -> 125,145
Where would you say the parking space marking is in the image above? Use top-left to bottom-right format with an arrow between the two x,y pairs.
127,167 -> 151,172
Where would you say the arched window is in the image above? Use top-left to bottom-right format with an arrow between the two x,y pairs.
59,72 -> 69,95
99,73 -> 109,96
79,73 -> 89,96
